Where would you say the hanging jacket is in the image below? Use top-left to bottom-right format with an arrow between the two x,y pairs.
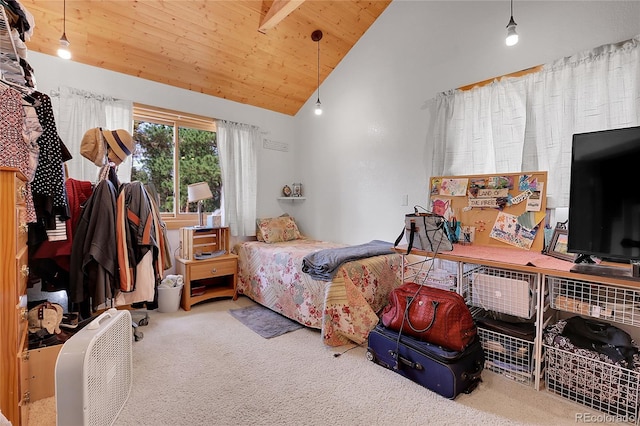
116,181 -> 160,293
69,179 -> 119,309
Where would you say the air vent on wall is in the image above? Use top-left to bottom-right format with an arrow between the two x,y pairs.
263,139 -> 289,152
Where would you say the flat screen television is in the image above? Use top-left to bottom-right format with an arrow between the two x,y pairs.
568,125 -> 640,280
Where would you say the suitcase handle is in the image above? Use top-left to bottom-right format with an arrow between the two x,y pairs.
389,350 -> 423,370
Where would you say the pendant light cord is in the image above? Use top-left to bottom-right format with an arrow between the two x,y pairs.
316,37 -> 320,102
63,0 -> 66,34
311,30 -> 323,112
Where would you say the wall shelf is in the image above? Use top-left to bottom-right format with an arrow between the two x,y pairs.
277,197 -> 306,201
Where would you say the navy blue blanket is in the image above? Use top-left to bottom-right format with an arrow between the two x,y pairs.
301,240 -> 394,281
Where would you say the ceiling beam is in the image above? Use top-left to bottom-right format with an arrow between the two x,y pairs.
258,0 -> 305,33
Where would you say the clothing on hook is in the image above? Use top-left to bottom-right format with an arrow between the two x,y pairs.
0,78 -> 40,106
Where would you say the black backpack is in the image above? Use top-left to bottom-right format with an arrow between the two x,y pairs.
561,316 -> 638,368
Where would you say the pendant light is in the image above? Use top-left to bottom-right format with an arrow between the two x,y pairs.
57,0 -> 71,59
311,30 -> 323,116
505,0 -> 519,47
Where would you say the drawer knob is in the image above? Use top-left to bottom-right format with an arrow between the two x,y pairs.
211,268 -> 217,273
21,264 -> 29,277
17,184 -> 26,201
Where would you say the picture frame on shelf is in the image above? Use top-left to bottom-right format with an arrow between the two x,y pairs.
292,183 -> 302,197
545,225 -> 574,262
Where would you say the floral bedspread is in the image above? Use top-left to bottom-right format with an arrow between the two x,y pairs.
234,239 -> 403,346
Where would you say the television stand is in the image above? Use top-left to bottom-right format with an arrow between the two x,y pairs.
570,262 -> 640,281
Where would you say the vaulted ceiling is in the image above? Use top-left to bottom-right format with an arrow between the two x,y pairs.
22,0 -> 392,115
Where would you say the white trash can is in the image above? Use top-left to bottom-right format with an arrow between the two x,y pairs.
157,284 -> 183,313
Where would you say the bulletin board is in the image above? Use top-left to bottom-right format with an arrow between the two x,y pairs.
429,172 -> 547,251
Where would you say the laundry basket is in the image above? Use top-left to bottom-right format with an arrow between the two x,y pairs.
157,275 -> 184,313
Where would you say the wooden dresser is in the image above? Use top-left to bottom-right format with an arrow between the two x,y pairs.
0,167 -> 30,425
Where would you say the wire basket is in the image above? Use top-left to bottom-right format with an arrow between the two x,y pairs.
548,276 -> 640,327
545,344 -> 640,422
404,258 -> 458,291
463,265 -> 537,319
479,327 -> 535,386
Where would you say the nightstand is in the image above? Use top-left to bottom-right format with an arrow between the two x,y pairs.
175,254 -> 238,311
176,226 -> 238,310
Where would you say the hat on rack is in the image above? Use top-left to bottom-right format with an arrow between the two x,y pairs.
80,127 -> 107,166
102,129 -> 134,165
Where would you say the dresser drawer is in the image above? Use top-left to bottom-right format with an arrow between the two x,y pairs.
17,294 -> 28,346
16,246 -> 29,296
15,175 -> 26,205
16,206 -> 27,249
18,301 -> 30,409
19,349 -> 30,418
190,257 -> 237,280
27,345 -> 63,402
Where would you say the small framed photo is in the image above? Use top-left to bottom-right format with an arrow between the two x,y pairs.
292,183 -> 302,197
545,227 -> 574,262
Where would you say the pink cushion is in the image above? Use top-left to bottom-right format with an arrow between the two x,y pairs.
256,216 -> 301,243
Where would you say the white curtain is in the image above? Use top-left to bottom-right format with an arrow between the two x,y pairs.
432,35 -> 640,208
216,120 -> 258,236
49,86 -> 133,183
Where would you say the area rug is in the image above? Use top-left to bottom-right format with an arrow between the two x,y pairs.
228,305 -> 304,339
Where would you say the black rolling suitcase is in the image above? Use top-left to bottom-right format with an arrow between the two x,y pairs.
366,323 -> 484,399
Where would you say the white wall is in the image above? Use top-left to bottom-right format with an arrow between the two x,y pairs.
27,1 -> 640,247
28,52 -> 296,221
293,0 -> 640,244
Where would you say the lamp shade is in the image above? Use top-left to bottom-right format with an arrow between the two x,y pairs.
187,182 -> 213,203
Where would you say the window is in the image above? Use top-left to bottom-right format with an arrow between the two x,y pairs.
132,104 -> 221,226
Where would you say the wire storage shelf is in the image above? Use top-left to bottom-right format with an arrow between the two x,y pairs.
402,255 -> 434,284
463,265 -> 537,320
479,327 -> 535,386
545,344 -> 640,423
404,257 -> 458,291
548,276 -> 640,327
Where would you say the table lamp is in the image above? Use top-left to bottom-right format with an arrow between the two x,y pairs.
187,182 -> 213,227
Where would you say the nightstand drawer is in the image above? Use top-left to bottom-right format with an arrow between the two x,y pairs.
190,257 -> 237,280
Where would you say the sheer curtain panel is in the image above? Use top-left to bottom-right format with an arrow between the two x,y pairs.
216,120 -> 258,237
432,35 -> 640,208
50,86 -> 133,182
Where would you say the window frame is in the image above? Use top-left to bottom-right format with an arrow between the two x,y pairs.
133,103 -> 218,230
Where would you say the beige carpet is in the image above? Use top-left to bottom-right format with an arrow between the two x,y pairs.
30,296 -> 597,425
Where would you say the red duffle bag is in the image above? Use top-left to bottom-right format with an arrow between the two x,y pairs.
381,282 -> 477,352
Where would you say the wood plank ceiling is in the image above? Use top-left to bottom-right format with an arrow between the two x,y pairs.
22,0 -> 392,116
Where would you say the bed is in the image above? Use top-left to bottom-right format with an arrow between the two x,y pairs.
233,216 -> 404,346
